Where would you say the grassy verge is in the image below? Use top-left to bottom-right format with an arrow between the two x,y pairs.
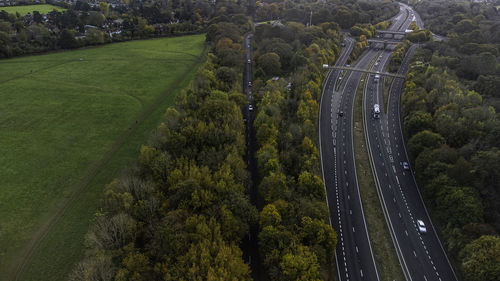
383,76 -> 394,112
353,58 -> 405,281
0,35 -> 206,281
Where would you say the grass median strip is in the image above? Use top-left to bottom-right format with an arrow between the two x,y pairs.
383,76 -> 394,113
353,59 -> 405,281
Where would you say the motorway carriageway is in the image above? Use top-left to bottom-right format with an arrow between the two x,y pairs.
362,4 -> 458,281
319,4 -> 412,281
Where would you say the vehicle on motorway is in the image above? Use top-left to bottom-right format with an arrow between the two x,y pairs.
248,104 -> 253,111
338,111 -> 344,117
417,220 -> 427,233
402,162 -> 410,170
373,104 -> 380,119
374,74 -> 380,83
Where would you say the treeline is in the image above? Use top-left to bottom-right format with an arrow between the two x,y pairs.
250,21 -> 341,280
0,0 -> 244,58
398,2 -> 500,280
388,39 -> 410,72
254,0 -> 399,29
401,46 -> 500,281
69,14 -> 259,280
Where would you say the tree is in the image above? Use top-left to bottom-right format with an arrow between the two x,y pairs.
98,2 -> 110,17
260,204 -> 282,227
33,11 -> 43,24
436,186 -> 483,227
403,110 -> 433,138
258,52 -> 281,77
472,149 -> 500,229
461,235 -> 500,281
173,218 -> 251,280
59,29 -> 78,49
214,66 -> 237,91
88,11 -> 106,27
260,172 -> 288,204
299,217 -> 337,265
69,253 -> 116,281
86,213 -> 137,250
115,244 -> 152,281
407,130 -> 445,161
280,245 -> 321,281
86,29 -> 104,45
297,171 -> 325,200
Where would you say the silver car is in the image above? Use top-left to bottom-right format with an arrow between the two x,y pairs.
402,162 -> 410,170
417,220 -> 427,233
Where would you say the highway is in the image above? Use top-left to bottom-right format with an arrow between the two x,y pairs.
319,5 -> 411,281
362,4 -> 458,281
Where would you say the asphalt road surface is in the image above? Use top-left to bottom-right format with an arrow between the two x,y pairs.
241,32 -> 265,280
318,5 -> 412,281
362,5 -> 458,281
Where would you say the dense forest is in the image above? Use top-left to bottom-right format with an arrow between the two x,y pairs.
401,1 -> 500,280
68,12 -> 257,281
253,0 -> 398,28
250,21 -> 341,280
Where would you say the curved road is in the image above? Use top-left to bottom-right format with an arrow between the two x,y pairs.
319,5 -> 412,281
363,4 -> 458,281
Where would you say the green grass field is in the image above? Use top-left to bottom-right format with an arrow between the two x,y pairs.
0,4 -> 65,15
0,34 -> 205,281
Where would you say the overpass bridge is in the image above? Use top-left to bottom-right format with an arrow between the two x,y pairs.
375,29 -> 408,39
367,39 -> 405,49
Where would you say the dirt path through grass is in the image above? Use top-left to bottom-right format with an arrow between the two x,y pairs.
10,46 -> 206,281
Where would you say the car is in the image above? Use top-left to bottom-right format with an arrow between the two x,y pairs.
417,220 -> 427,233
248,104 -> 253,111
402,162 -> 410,170
248,81 -> 252,87
338,111 -> 344,117
247,59 -> 251,63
